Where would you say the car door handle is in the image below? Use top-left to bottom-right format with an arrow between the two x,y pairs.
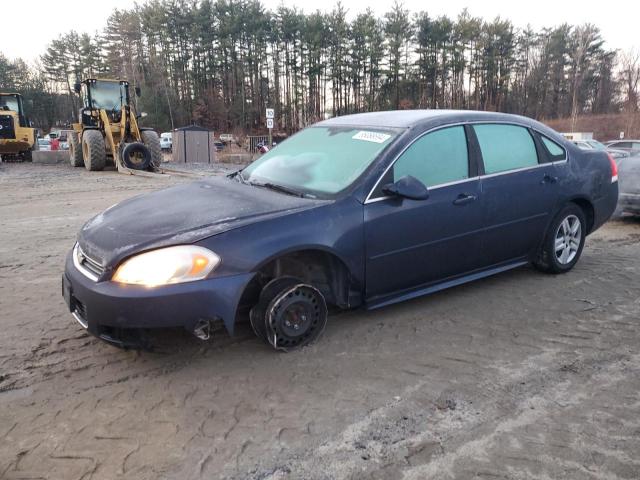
453,193 -> 477,206
541,174 -> 558,184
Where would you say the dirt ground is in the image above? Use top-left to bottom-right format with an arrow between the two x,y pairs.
1,162 -> 639,480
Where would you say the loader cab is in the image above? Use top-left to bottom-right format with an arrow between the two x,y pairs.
76,79 -> 131,125
0,93 -> 29,128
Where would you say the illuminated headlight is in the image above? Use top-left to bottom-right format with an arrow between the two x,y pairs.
112,246 -> 220,287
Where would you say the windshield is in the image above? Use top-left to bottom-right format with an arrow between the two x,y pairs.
241,126 -> 399,196
0,95 -> 20,113
88,81 -> 126,110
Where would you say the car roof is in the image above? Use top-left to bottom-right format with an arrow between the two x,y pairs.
315,109 -> 559,136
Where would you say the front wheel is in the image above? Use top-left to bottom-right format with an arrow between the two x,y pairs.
534,204 -> 586,274
82,130 -> 106,171
140,130 -> 162,170
250,277 -> 328,352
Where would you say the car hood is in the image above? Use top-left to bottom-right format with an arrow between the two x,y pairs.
77,176 -> 329,268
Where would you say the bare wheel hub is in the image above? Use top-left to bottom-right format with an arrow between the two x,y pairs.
265,284 -> 327,351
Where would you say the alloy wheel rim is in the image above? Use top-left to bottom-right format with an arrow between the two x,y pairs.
555,214 -> 581,265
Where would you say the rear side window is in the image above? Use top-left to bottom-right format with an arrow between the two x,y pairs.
474,124 -> 538,174
541,136 -> 566,161
613,142 -> 631,148
393,126 -> 469,187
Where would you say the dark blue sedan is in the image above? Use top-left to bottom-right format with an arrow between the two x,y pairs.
63,110 -> 619,351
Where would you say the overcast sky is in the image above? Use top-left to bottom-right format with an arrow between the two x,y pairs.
3,0 -> 639,63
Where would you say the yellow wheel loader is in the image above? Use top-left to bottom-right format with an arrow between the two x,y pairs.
0,93 -> 36,161
70,79 -> 161,172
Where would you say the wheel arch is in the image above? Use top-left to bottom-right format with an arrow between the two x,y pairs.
237,246 -> 362,317
567,196 -> 595,234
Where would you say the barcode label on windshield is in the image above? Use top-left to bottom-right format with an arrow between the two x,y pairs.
352,131 -> 391,143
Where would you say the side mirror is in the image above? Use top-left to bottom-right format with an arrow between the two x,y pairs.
74,82 -> 81,94
382,175 -> 429,201
135,86 -> 141,97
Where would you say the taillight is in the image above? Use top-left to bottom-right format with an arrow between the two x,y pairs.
608,153 -> 618,183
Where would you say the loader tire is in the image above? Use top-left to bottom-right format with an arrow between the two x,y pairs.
69,132 -> 83,167
140,130 -> 162,170
82,130 -> 106,171
122,142 -> 151,170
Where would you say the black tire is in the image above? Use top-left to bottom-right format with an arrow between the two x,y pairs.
122,142 -> 151,170
22,149 -> 32,161
82,130 -> 106,171
250,276 -> 328,352
250,277 -> 299,342
69,131 -> 83,167
534,203 -> 586,274
140,130 -> 162,170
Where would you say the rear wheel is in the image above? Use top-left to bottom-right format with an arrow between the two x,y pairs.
534,204 -> 586,274
140,130 -> 162,170
82,130 -> 106,171
250,276 -> 328,352
69,131 -> 83,167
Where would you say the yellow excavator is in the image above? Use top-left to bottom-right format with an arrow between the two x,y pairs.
70,78 -> 161,172
0,93 -> 37,161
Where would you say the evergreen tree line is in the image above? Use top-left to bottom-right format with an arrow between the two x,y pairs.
2,0 -> 640,134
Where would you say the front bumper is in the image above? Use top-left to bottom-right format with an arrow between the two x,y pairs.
62,250 -> 254,345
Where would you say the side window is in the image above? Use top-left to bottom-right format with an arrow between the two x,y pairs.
541,135 -> 566,161
393,126 -> 469,187
633,142 -> 640,149
614,142 -> 631,148
474,124 -> 539,174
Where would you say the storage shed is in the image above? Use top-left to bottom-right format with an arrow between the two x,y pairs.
172,125 -> 216,163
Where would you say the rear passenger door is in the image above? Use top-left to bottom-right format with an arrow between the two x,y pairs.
473,123 -> 560,266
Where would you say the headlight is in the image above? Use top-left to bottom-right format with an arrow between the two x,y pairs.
112,246 -> 220,287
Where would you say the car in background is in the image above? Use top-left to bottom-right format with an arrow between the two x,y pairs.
572,139 -> 629,159
213,141 -> 224,152
37,138 -> 51,151
604,140 -> 640,155
616,155 -> 640,215
160,132 -> 172,151
219,133 -> 235,144
45,129 -> 73,150
62,110 -> 619,352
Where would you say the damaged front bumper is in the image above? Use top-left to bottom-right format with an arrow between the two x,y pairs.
62,250 -> 254,348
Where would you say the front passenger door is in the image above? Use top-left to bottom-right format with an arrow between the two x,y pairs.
364,126 -> 484,301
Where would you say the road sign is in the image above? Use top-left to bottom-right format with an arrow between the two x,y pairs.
266,108 -> 274,119
267,118 -> 274,129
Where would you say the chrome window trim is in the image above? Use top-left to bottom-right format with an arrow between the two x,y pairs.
73,243 -> 99,282
364,120 -> 568,204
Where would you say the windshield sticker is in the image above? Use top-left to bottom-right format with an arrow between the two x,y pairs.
352,131 -> 391,143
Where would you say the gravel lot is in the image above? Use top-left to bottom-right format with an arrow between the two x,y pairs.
1,162 -> 639,480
